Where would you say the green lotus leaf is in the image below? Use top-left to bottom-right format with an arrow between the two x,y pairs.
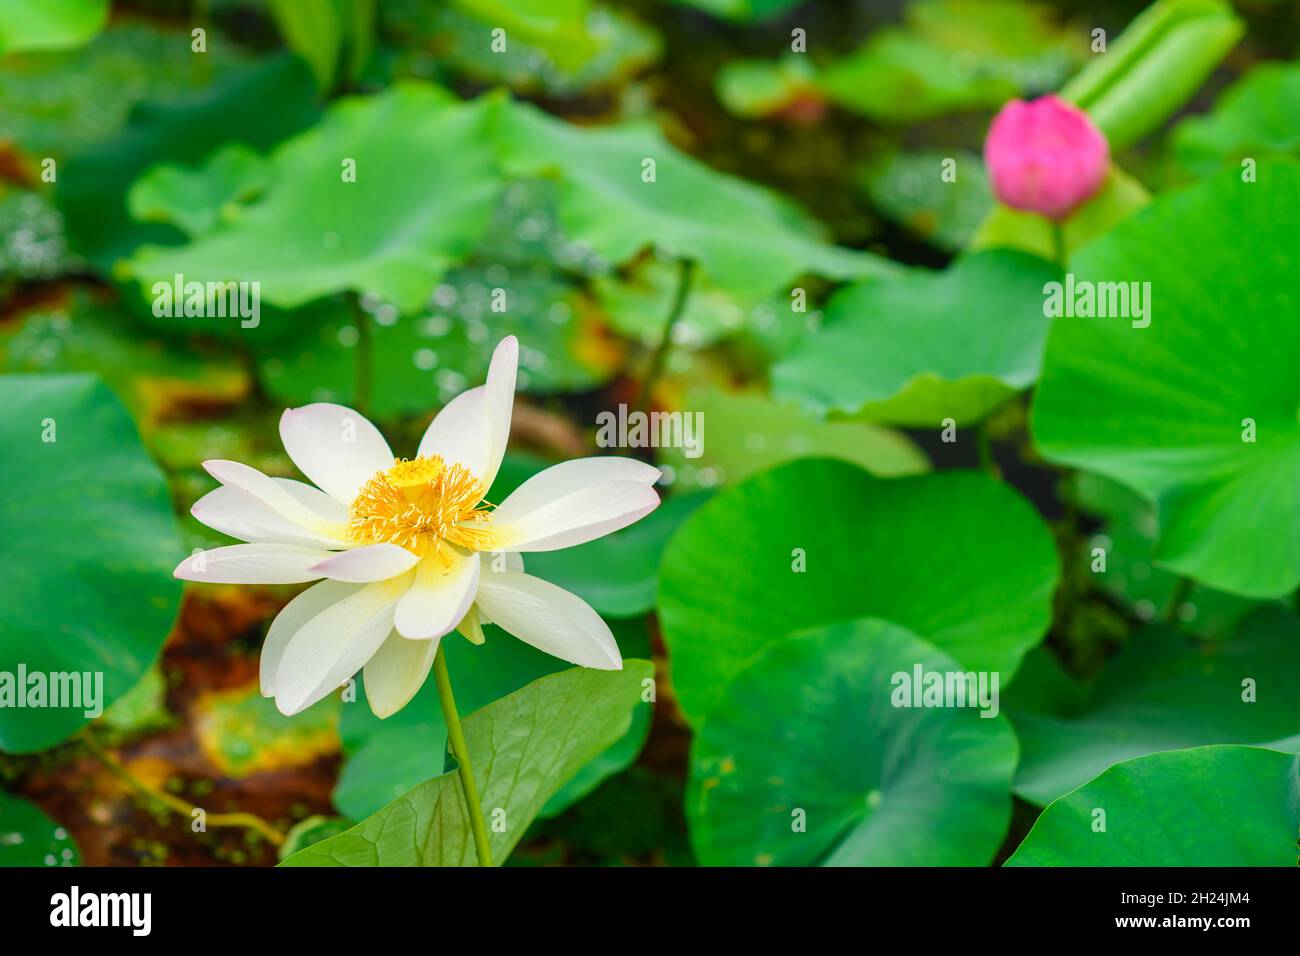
0,23 -> 232,161
58,53 -> 320,271
715,56 -> 821,119
1032,161 -> 1300,598
1007,608 -> 1300,805
0,375 -> 182,752
0,792 -> 80,867
1006,745 -> 1300,866
820,31 -> 1016,124
390,1 -> 659,96
689,619 -> 1017,866
235,177 -> 613,399
773,250 -> 1058,425
820,0 -> 1078,124
127,83 -> 500,312
1173,61 -> 1300,178
452,0 -> 600,70
127,144 -> 269,239
251,278 -> 618,417
284,662 -> 652,865
658,459 -> 1059,724
654,389 -> 930,490
497,98 -> 895,298
0,0 -> 107,56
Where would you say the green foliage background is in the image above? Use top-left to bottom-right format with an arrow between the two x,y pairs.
1,0 -> 1298,868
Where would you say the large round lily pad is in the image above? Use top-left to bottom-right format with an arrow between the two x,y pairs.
0,375 -> 182,752
1006,745 -> 1300,866
1033,161 -> 1300,598
658,458 -> 1059,724
689,619 -> 1017,866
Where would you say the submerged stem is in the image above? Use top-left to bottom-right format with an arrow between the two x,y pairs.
1051,221 -> 1068,272
81,731 -> 285,846
636,257 -> 696,410
433,643 -> 493,867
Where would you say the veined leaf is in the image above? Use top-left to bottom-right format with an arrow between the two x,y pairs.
658,459 -> 1059,724
690,619 -> 1017,866
1006,745 -> 1300,866
283,663 -> 652,866
0,375 -> 182,752
1032,161 -> 1300,597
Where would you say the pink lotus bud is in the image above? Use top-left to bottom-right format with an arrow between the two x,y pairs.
983,94 -> 1110,221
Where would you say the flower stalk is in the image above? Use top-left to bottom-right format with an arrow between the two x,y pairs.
1051,222 -> 1068,273
432,644 -> 493,867
637,257 -> 696,410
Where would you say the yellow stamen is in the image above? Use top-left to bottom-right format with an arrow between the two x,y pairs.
348,456 -> 495,558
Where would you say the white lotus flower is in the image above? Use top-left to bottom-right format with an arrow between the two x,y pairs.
175,336 -> 660,718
